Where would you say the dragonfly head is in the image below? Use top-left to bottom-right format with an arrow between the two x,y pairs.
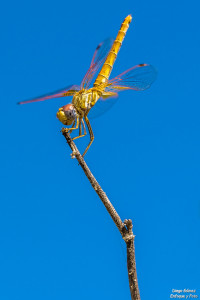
57,104 -> 77,125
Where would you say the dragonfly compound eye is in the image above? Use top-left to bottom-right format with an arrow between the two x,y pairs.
57,104 -> 77,125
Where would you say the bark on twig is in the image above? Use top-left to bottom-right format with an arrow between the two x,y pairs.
61,128 -> 141,300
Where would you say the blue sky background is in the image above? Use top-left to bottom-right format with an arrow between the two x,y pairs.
0,0 -> 199,299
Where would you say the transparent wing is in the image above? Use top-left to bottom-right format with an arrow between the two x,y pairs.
18,85 -> 80,104
89,94 -> 118,119
81,38 -> 114,89
89,64 -> 157,118
104,64 -> 157,92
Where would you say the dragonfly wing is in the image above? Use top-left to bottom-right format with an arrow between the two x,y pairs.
81,38 -> 114,89
18,84 -> 80,104
89,93 -> 118,119
89,64 -> 157,119
104,64 -> 157,92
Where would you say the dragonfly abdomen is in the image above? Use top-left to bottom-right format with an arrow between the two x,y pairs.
93,15 -> 132,89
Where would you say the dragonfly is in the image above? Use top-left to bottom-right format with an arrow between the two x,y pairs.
18,15 -> 157,156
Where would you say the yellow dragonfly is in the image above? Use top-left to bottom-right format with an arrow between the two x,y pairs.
18,15 -> 156,156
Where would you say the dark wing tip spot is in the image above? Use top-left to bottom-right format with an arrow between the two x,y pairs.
96,43 -> 102,50
139,63 -> 147,67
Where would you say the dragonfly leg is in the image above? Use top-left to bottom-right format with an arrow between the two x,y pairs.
72,119 -> 87,141
67,117 -> 79,133
82,116 -> 94,157
69,120 -> 76,134
79,120 -> 82,136
82,119 -> 87,135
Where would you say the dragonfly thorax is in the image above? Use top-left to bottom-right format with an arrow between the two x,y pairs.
72,89 -> 100,116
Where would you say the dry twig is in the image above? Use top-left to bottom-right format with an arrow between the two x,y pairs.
62,128 -> 140,300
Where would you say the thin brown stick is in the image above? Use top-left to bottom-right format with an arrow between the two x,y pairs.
62,128 -> 141,300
